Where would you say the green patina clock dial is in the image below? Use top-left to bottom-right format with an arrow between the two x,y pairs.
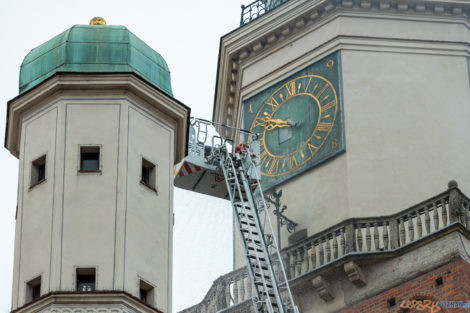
243,52 -> 345,190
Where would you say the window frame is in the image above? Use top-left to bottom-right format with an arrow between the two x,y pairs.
139,278 -> 155,306
140,157 -> 157,193
30,154 -> 47,189
75,267 -> 96,292
26,275 -> 41,303
78,145 -> 102,174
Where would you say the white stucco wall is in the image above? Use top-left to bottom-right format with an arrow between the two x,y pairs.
11,90 -> 176,313
230,11 -> 470,268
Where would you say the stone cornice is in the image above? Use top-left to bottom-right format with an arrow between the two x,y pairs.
213,0 -> 470,138
5,73 -> 190,163
10,291 -> 163,313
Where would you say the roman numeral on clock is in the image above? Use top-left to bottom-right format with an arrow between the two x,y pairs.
285,81 -> 297,97
317,122 -> 333,132
266,97 -> 279,110
289,155 -> 298,169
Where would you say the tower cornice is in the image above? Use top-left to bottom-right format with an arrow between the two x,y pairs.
213,0 -> 470,138
5,73 -> 190,163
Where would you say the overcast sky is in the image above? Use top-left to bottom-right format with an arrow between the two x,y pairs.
0,1 -> 246,312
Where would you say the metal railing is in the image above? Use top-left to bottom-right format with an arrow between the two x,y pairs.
240,0 -> 290,26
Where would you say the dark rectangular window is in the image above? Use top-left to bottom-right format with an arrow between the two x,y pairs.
26,276 -> 41,302
30,155 -> 46,188
141,158 -> 157,192
139,288 -> 148,302
139,279 -> 154,305
76,268 -> 96,291
80,146 -> 100,172
32,284 -> 41,300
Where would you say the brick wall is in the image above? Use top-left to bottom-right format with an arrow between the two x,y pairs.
339,258 -> 470,313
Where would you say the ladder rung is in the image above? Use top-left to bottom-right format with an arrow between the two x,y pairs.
247,246 -> 263,253
248,255 -> 266,261
241,220 -> 256,227
241,228 -> 258,235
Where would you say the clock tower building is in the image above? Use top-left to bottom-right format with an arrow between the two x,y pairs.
180,0 -> 470,312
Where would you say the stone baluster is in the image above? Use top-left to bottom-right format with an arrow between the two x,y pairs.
239,275 -> 245,302
333,232 -> 339,259
466,203 -> 470,228
425,207 -> 431,234
326,237 -> 331,263
433,203 -> 439,230
302,244 -> 310,273
233,279 -> 239,304
408,214 -> 415,242
296,247 -> 303,276
441,198 -> 448,226
373,223 -> 379,250
290,252 -> 296,278
319,239 -> 324,265
417,211 -> 423,238
283,253 -> 290,279
340,228 -> 346,255
309,244 -> 317,270
399,217 -> 406,245
383,222 -> 389,249
345,224 -> 356,253
365,224 -> 371,251
357,226 -> 363,251
389,218 -> 399,249
225,283 -> 231,307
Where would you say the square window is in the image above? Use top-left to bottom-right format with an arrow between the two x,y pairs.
80,146 -> 100,172
76,268 -> 96,291
30,155 -> 46,187
141,158 -> 157,191
139,279 -> 155,305
26,276 -> 41,302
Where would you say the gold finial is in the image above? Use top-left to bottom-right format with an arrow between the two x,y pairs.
90,17 -> 106,25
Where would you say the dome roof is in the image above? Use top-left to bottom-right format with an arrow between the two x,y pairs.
19,24 -> 172,96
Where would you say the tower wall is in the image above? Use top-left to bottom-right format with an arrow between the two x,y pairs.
213,3 -> 470,268
7,74 -> 189,313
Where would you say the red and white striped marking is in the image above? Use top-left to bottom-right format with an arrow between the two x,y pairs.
177,162 -> 202,177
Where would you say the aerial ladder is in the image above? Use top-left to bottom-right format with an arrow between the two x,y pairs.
174,118 -> 299,313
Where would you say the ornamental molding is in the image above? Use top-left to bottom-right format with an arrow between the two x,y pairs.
5,73 -> 190,162
213,0 -> 470,137
11,291 -> 161,313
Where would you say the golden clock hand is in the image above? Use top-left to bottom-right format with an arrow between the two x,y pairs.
265,118 -> 292,131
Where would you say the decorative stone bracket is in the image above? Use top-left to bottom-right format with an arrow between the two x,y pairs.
311,276 -> 335,302
344,261 -> 367,288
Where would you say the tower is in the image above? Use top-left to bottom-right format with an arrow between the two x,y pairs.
179,0 -> 470,312
5,19 -> 189,313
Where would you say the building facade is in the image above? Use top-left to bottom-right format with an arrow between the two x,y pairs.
181,0 -> 470,312
5,19 -> 190,313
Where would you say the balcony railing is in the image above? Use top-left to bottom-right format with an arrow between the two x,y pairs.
240,0 -> 290,26
178,181 -> 470,313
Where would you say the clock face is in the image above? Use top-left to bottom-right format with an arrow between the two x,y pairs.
243,52 -> 345,190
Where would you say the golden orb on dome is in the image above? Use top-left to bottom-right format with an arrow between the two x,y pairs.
89,17 -> 106,25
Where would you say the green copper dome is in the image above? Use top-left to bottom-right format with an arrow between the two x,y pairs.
19,24 -> 173,95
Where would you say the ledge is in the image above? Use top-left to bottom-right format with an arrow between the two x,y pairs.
11,290 -> 163,313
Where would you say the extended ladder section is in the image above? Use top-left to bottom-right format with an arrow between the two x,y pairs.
175,119 -> 299,313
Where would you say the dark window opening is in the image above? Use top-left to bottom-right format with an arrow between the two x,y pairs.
388,297 -> 396,307
139,279 -> 154,305
26,276 -> 41,302
30,155 -> 46,187
141,158 -> 156,191
435,277 -> 443,286
139,288 -> 148,302
76,268 -> 96,291
80,146 -> 100,172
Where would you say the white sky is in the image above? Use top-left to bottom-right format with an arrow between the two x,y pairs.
0,1 -> 246,312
